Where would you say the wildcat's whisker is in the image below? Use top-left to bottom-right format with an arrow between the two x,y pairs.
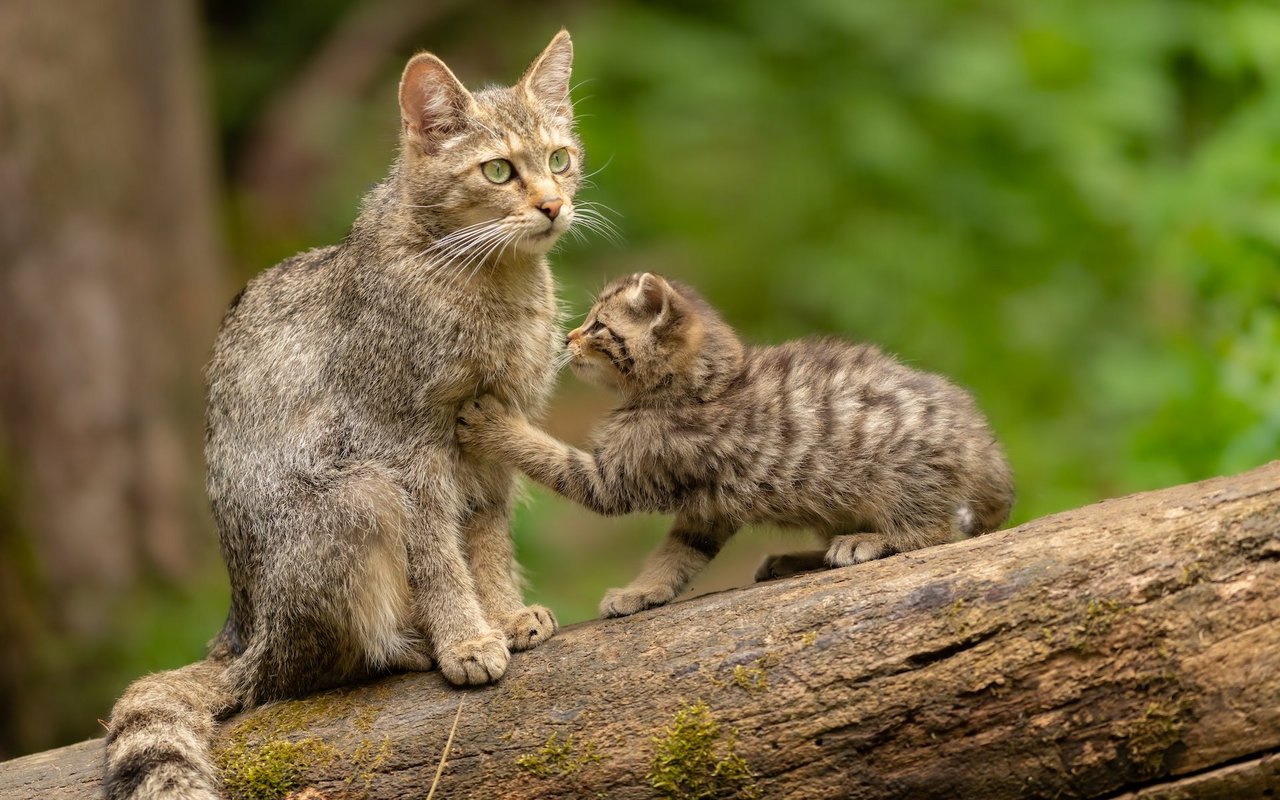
574,209 -> 622,231
576,198 -> 623,218
460,229 -> 516,284
431,225 -> 508,274
570,211 -> 625,247
449,223 -> 517,283
580,154 -> 614,183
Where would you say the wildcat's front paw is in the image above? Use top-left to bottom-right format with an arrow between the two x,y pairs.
456,394 -> 512,450
437,630 -> 509,685
502,604 -> 558,651
599,584 -> 677,618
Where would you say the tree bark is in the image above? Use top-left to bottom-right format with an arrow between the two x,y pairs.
1,462 -> 1277,799
0,0 -> 225,757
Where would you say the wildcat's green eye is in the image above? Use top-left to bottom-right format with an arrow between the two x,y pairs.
549,148 -> 571,174
481,159 -> 513,184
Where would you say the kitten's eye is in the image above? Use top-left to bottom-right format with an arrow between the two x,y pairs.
584,320 -> 604,335
549,148 -> 571,174
481,159 -> 514,184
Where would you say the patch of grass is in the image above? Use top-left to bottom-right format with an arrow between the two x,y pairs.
730,654 -> 778,694
648,701 -> 760,800
214,688 -> 388,800
1116,700 -> 1191,777
1067,598 -> 1131,653
216,737 -> 337,800
516,731 -> 603,778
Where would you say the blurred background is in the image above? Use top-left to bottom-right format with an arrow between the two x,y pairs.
2,0 -> 1277,759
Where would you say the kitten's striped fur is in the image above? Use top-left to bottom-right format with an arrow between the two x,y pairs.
105,32 -> 584,800
458,273 -> 1014,617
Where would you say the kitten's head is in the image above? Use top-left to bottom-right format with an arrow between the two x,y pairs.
397,31 -> 581,257
567,273 -> 743,397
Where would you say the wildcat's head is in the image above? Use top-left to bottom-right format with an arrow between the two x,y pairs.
397,31 -> 582,258
566,273 -> 744,397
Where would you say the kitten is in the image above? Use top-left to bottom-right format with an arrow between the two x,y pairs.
457,272 -> 1014,618
105,31 -> 590,800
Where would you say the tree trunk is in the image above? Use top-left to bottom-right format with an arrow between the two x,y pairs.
1,462 -> 1277,799
0,0 -> 225,757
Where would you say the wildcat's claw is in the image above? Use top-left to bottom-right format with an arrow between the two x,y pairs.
437,630 -> 509,685
502,604 -> 558,651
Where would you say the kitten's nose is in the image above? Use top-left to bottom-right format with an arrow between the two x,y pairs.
565,328 -> 580,344
537,197 -> 563,220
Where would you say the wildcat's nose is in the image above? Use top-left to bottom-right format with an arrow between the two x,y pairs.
565,328 -> 581,344
537,197 -> 563,220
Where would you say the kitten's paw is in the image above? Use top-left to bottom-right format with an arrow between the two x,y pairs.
502,604 -> 558,651
456,394 -> 507,427
437,630 -> 509,685
599,585 -> 676,618
754,550 -> 829,582
825,534 -> 895,568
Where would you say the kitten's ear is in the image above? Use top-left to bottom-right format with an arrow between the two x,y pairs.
633,273 -> 673,320
518,29 -> 574,125
399,53 -> 475,144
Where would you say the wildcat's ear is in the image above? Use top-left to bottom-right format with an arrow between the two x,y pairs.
518,29 -> 574,126
633,273 -> 673,320
399,53 -> 475,145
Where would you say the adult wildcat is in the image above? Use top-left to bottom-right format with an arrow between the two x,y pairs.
457,272 -> 1014,618
105,31 -> 586,800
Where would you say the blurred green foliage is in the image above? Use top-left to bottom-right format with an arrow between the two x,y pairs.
199,1 -> 1275,633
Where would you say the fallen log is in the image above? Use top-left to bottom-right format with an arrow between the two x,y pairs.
2,462 -> 1278,799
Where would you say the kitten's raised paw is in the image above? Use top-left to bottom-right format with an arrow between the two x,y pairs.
825,534 -> 895,568
437,630 -> 509,685
599,585 -> 676,618
503,604 -> 558,651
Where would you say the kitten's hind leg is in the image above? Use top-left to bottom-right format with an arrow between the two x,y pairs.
826,524 -> 952,568
600,516 -> 735,618
824,533 -> 897,568
754,550 -> 829,582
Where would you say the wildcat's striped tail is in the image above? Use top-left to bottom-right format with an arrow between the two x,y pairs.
104,658 -> 238,800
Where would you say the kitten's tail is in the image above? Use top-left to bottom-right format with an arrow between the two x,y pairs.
955,453 -> 1016,538
104,657 -> 239,800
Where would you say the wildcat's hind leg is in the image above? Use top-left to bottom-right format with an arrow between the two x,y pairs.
462,473 -> 557,652
406,448 -> 510,685
226,464 -> 428,705
754,550 -> 828,582
600,516 -> 735,618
